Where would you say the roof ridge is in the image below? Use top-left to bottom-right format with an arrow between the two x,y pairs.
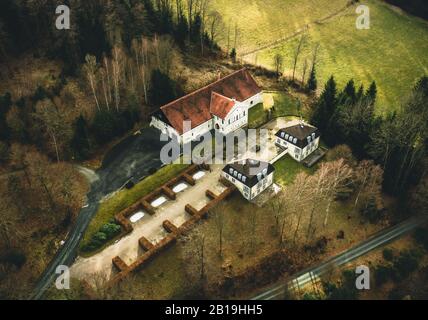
160,68 -> 247,111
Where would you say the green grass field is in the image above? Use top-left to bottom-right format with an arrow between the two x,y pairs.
248,91 -> 300,127
273,155 -> 317,186
213,0 -> 428,112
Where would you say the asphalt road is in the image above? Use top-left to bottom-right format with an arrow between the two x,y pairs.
30,128 -> 168,299
252,215 -> 428,300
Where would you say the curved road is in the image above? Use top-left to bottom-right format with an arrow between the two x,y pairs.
252,215 -> 428,300
31,128 -> 168,299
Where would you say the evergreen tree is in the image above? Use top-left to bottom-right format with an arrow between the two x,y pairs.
356,84 -> 365,101
307,66 -> 317,92
71,115 -> 90,160
340,79 -> 356,105
149,69 -> 179,107
365,81 -> 377,104
311,76 -> 337,143
175,15 -> 189,47
230,48 -> 237,62
0,92 -> 12,141
190,14 -> 202,43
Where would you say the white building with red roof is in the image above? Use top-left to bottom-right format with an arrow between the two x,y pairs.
150,68 -> 263,144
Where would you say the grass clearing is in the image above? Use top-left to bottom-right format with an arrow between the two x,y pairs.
80,163 -> 189,251
273,155 -> 317,186
248,91 -> 300,127
214,0 -> 428,112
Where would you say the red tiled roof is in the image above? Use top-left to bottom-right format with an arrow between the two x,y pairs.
159,68 -> 261,134
210,92 -> 235,120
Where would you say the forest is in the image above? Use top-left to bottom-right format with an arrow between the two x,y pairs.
0,0 -> 426,300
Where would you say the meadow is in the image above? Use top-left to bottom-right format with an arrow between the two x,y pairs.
212,0 -> 428,112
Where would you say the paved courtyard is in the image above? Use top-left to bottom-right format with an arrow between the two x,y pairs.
71,165 -> 225,281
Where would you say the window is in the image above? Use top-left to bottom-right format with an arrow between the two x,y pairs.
312,133 -> 316,139
229,168 -> 233,175
293,138 -> 297,144
285,134 -> 289,140
232,178 -> 235,183
242,176 -> 247,183
257,173 -> 262,181
233,170 -> 238,177
262,168 -> 268,176
280,132 -> 285,138
277,138 -> 281,144
244,186 -> 250,193
243,111 -> 246,116
250,101 -> 254,105
238,173 -> 242,180
307,136 -> 311,143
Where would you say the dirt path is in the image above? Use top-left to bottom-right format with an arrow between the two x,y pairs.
240,3 -> 352,57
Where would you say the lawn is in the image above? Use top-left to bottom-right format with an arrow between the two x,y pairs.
248,91 -> 300,128
273,155 -> 317,186
80,163 -> 189,252
213,0 -> 428,113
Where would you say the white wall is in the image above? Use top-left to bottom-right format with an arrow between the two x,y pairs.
276,136 -> 320,162
181,119 -> 214,145
222,170 -> 274,200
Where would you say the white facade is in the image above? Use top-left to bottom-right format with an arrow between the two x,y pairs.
221,170 -> 274,200
151,92 -> 263,145
276,134 -> 320,162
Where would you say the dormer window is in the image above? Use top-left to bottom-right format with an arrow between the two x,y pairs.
229,168 -> 233,175
307,136 -> 311,143
284,134 -> 289,140
242,176 -> 247,183
293,138 -> 297,144
238,173 -> 242,180
262,168 -> 268,176
288,135 -> 293,142
257,173 -> 262,181
280,132 -> 285,138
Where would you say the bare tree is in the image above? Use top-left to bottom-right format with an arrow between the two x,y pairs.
181,228 -> 207,285
310,43 -> 320,74
292,34 -> 306,82
273,53 -> 283,79
84,55 -> 100,111
301,58 -> 308,85
112,45 -> 122,111
34,100 -> 70,162
212,203 -> 226,257
207,10 -> 222,47
322,159 -> 353,226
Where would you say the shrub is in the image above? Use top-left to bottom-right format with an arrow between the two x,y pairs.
361,196 -> 382,223
374,264 -> 395,286
0,249 -> 27,269
393,250 -> 420,279
326,144 -> 356,166
414,227 -> 428,250
302,292 -> 320,300
100,223 -> 121,239
382,248 -> 395,262
81,223 -> 121,252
